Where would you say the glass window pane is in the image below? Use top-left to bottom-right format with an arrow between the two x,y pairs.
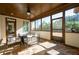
52,12 -> 63,41
53,18 -> 62,32
36,19 -> 41,30
52,12 -> 63,19
31,21 -> 36,31
42,16 -> 50,31
65,7 -> 79,32
23,21 -> 28,32
53,18 -> 62,37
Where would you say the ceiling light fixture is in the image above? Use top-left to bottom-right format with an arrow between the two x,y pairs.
11,13 -> 14,15
27,4 -> 31,16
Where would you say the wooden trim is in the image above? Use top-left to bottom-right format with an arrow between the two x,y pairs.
30,20 -> 31,31
41,18 -> 42,31
52,17 -> 63,20
5,17 -> 16,45
5,17 -> 7,45
35,20 -> 36,31
30,22 -> 33,31
62,11 -> 65,44
14,18 -> 16,37
50,15 -> 53,40
65,44 -> 79,49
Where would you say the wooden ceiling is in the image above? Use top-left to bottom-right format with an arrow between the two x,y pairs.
0,3 -> 79,21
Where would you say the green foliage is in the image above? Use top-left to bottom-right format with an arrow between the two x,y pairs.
42,21 -> 50,31
53,19 -> 62,29
23,21 -> 28,32
65,14 -> 79,32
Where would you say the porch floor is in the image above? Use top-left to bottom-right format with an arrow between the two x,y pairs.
0,39 -> 78,55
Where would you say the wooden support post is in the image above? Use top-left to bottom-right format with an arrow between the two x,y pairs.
41,18 -> 42,31
50,15 -> 53,40
30,20 -> 31,32
62,11 -> 65,43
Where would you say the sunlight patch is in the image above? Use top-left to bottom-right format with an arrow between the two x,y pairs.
39,42 -> 56,49
18,45 -> 45,55
47,49 -> 60,55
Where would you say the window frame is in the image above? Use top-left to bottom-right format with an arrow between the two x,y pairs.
41,16 -> 51,31
65,7 -> 79,33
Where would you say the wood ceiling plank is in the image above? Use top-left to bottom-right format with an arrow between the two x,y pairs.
0,3 -> 78,20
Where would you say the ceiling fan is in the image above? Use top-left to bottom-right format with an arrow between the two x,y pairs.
27,4 -> 31,16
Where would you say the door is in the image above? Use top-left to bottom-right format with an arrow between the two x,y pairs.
6,18 -> 16,44
52,18 -> 63,42
52,12 -> 63,42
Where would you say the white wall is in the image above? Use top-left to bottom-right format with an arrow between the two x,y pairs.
0,15 -> 30,43
16,17 -> 30,36
0,15 -> 6,43
33,31 -> 79,48
65,33 -> 79,48
32,31 -> 51,40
